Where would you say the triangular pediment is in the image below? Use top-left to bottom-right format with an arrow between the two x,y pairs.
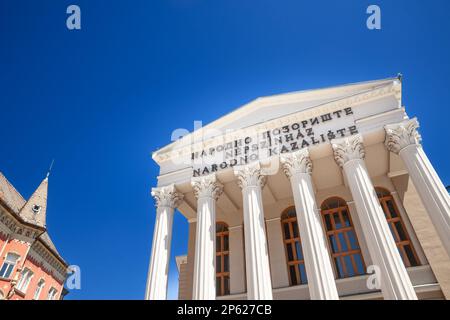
154,77 -> 400,162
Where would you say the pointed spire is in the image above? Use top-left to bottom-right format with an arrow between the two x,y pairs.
46,159 -> 54,179
18,175 -> 49,229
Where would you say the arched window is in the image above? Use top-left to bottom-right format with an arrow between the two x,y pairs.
33,279 -> 45,300
321,198 -> 365,278
375,187 -> 420,267
47,287 -> 58,300
0,253 -> 20,279
216,222 -> 230,296
16,267 -> 34,293
281,207 -> 307,286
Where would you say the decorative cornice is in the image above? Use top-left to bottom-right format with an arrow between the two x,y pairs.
151,185 -> 184,209
191,174 -> 223,200
0,208 -> 40,240
234,164 -> 267,189
384,118 -> 421,154
331,134 -> 365,168
28,243 -> 67,284
154,82 -> 399,163
0,230 -> 8,241
280,148 -> 312,178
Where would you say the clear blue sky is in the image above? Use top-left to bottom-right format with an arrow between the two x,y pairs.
1,1 -> 449,299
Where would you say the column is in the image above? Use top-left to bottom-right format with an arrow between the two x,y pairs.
145,184 -> 184,300
385,118 -> 450,257
191,174 -> 223,300
332,134 -> 417,300
281,148 -> 340,300
234,164 -> 273,300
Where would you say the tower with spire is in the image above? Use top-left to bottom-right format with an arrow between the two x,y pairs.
18,176 -> 49,229
0,171 -> 68,300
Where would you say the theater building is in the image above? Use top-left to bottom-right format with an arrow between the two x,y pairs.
0,173 -> 68,300
145,77 -> 450,300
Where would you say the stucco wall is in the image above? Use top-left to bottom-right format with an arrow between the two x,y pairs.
178,221 -> 196,300
265,218 -> 289,289
229,225 -> 245,294
0,235 -> 64,300
0,234 -> 29,299
392,174 -> 450,299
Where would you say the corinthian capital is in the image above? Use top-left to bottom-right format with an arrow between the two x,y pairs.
191,174 -> 224,200
384,118 -> 422,154
331,134 -> 365,168
234,164 -> 267,190
281,148 -> 312,178
151,184 -> 184,209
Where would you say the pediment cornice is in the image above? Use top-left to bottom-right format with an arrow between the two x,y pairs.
154,80 -> 399,164
0,207 -> 41,241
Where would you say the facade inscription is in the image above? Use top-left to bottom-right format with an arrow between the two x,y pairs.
192,107 -> 358,177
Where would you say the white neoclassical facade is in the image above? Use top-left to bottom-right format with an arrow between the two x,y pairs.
145,77 -> 450,300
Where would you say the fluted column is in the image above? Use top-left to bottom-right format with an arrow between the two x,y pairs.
281,149 -> 339,300
191,174 -> 223,300
332,135 -> 417,300
234,164 -> 273,300
145,185 -> 183,300
385,118 -> 450,257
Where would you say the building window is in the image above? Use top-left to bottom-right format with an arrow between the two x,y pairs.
375,187 -> 420,267
321,197 -> 366,278
0,253 -> 20,279
17,268 -> 34,293
47,287 -> 58,300
33,279 -> 45,300
281,207 -> 307,286
216,222 -> 230,296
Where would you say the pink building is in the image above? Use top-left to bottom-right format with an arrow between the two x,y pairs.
0,172 -> 68,300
